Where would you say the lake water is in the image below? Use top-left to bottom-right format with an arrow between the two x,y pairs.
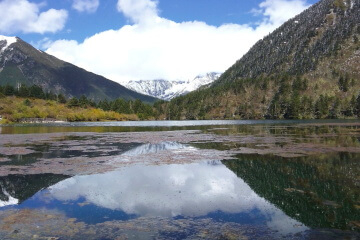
0,120 -> 359,239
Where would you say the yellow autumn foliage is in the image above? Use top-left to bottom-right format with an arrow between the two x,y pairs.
0,96 -> 140,123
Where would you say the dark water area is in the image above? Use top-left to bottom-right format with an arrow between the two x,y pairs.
0,120 -> 359,239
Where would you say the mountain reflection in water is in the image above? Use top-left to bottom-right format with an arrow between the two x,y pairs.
225,153 -> 360,231
121,141 -> 197,156
0,136 -> 358,239
43,142 -> 307,235
0,174 -> 69,207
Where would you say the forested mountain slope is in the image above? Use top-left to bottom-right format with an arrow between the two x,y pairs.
164,0 -> 360,120
219,0 -> 359,81
0,37 -> 157,103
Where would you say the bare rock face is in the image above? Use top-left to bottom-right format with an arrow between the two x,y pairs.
0,41 -> 7,52
1,49 -> 27,65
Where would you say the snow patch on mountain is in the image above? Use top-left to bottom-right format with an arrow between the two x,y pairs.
0,189 -> 19,207
125,72 -> 221,100
0,35 -> 17,53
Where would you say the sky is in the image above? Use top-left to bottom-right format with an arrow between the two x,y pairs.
0,0 -> 317,83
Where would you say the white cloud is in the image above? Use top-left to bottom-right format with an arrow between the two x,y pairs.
117,0 -> 159,24
32,37 -> 53,50
46,0 -> 311,83
256,0 -> 310,26
72,0 -> 100,13
0,0 -> 68,34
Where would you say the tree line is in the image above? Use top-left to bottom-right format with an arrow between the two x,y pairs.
0,84 -> 67,103
0,84 -> 159,120
266,75 -> 359,119
162,74 -> 360,120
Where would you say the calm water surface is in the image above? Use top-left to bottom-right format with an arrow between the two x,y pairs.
1,119 -> 359,134
0,120 -> 359,239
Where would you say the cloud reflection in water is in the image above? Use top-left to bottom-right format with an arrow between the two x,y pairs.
48,142 -> 307,235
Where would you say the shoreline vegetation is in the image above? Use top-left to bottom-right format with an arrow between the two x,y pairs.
0,96 -> 142,124
0,84 -> 158,124
162,74 -> 360,120
0,83 -> 359,124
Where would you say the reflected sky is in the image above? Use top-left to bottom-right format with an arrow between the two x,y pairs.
0,142 -> 309,235
38,142 -> 308,235
1,120 -> 359,239
0,142 -> 308,234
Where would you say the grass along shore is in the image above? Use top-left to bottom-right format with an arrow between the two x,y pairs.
0,96 -> 142,124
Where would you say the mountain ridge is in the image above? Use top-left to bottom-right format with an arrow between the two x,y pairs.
165,0 -> 360,120
215,0 -> 359,83
125,72 -> 221,100
0,36 -> 158,103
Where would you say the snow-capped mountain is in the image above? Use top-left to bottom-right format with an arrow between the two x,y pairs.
125,72 -> 221,100
0,35 -> 17,53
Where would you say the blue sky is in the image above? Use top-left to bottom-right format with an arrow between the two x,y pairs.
0,0 -> 317,82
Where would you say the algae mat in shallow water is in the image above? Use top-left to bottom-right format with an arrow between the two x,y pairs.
0,120 -> 359,239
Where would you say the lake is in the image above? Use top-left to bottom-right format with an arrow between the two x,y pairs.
0,120 -> 359,239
